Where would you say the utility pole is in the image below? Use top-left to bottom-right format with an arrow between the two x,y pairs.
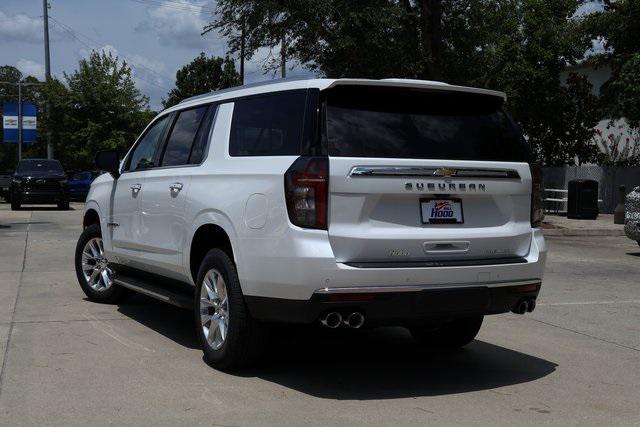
280,35 -> 286,78
43,0 -> 53,159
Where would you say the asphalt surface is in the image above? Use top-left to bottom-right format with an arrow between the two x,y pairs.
0,203 -> 639,426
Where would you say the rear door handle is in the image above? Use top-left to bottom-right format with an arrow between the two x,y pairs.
169,182 -> 183,191
130,183 -> 142,192
423,241 -> 470,254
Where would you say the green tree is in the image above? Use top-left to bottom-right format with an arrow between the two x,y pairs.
582,0 -> 640,126
40,51 -> 152,171
163,54 -> 241,108
207,0 -> 596,165
612,53 -> 640,128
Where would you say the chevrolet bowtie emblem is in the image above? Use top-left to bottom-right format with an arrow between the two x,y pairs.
435,168 -> 456,177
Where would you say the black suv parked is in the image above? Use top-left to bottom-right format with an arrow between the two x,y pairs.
0,170 -> 12,202
11,159 -> 69,210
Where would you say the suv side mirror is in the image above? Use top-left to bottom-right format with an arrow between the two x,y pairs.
95,150 -> 121,179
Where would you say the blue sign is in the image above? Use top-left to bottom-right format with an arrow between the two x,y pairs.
2,103 -> 38,144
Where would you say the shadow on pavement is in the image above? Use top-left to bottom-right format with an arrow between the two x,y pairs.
247,326 -> 557,399
117,294 -> 557,399
116,293 -> 200,350
13,206 -> 76,211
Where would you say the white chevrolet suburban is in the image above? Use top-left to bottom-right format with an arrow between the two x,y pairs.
74,78 -> 546,369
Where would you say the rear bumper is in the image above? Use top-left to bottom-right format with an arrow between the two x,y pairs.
246,280 -> 541,324
238,227 -> 546,301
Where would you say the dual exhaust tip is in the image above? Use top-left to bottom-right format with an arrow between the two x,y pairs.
320,311 -> 365,329
322,299 -> 536,325
512,298 -> 536,315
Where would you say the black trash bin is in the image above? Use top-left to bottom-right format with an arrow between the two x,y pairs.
567,179 -> 599,219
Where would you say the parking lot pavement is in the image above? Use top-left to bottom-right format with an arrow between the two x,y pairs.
0,204 -> 639,426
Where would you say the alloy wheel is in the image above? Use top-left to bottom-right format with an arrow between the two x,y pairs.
199,269 -> 229,350
81,237 -> 113,291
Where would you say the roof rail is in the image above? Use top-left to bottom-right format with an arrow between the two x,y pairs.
178,76 -> 314,104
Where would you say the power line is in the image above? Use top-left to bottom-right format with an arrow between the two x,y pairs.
49,15 -> 171,81
127,0 -> 216,15
47,15 -> 172,91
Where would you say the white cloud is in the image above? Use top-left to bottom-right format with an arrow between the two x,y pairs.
126,54 -> 170,100
139,0 -> 221,50
127,54 -> 167,81
16,58 -> 45,80
0,10 -> 43,43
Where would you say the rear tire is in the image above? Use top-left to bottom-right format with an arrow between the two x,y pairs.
58,200 -> 69,210
75,223 -> 125,303
410,316 -> 483,348
195,248 -> 266,371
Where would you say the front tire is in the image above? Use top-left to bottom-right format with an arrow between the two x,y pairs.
75,223 -> 125,303
11,199 -> 20,210
410,316 -> 483,348
195,249 -> 266,370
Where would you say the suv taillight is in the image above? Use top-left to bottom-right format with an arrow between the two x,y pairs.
284,157 -> 328,229
530,164 -> 544,227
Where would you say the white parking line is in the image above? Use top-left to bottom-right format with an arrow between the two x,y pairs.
538,300 -> 640,306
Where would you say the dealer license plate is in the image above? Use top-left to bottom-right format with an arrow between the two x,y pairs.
421,199 -> 464,224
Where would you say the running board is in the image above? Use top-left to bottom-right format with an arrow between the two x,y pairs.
113,274 -> 193,309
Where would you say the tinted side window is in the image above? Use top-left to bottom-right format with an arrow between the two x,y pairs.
160,106 -> 208,167
229,91 -> 307,156
127,115 -> 170,171
188,105 -> 217,164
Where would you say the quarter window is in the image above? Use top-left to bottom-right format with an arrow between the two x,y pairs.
161,106 -> 208,167
127,115 -> 171,171
188,105 -> 217,164
229,91 -> 307,156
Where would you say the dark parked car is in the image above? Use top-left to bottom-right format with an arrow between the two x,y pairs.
68,171 -> 98,201
10,159 -> 69,210
0,170 -> 12,201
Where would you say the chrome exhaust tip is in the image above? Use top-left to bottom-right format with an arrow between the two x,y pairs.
320,312 -> 342,328
512,300 -> 529,315
527,299 -> 536,313
344,312 -> 365,329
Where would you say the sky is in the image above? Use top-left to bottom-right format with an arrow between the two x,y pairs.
1,1 -> 604,110
0,0 -> 313,110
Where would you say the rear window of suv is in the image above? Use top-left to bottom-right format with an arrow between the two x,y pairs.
324,86 -> 531,162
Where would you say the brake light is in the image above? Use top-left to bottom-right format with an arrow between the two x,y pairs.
530,164 -> 544,227
284,157 -> 328,229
